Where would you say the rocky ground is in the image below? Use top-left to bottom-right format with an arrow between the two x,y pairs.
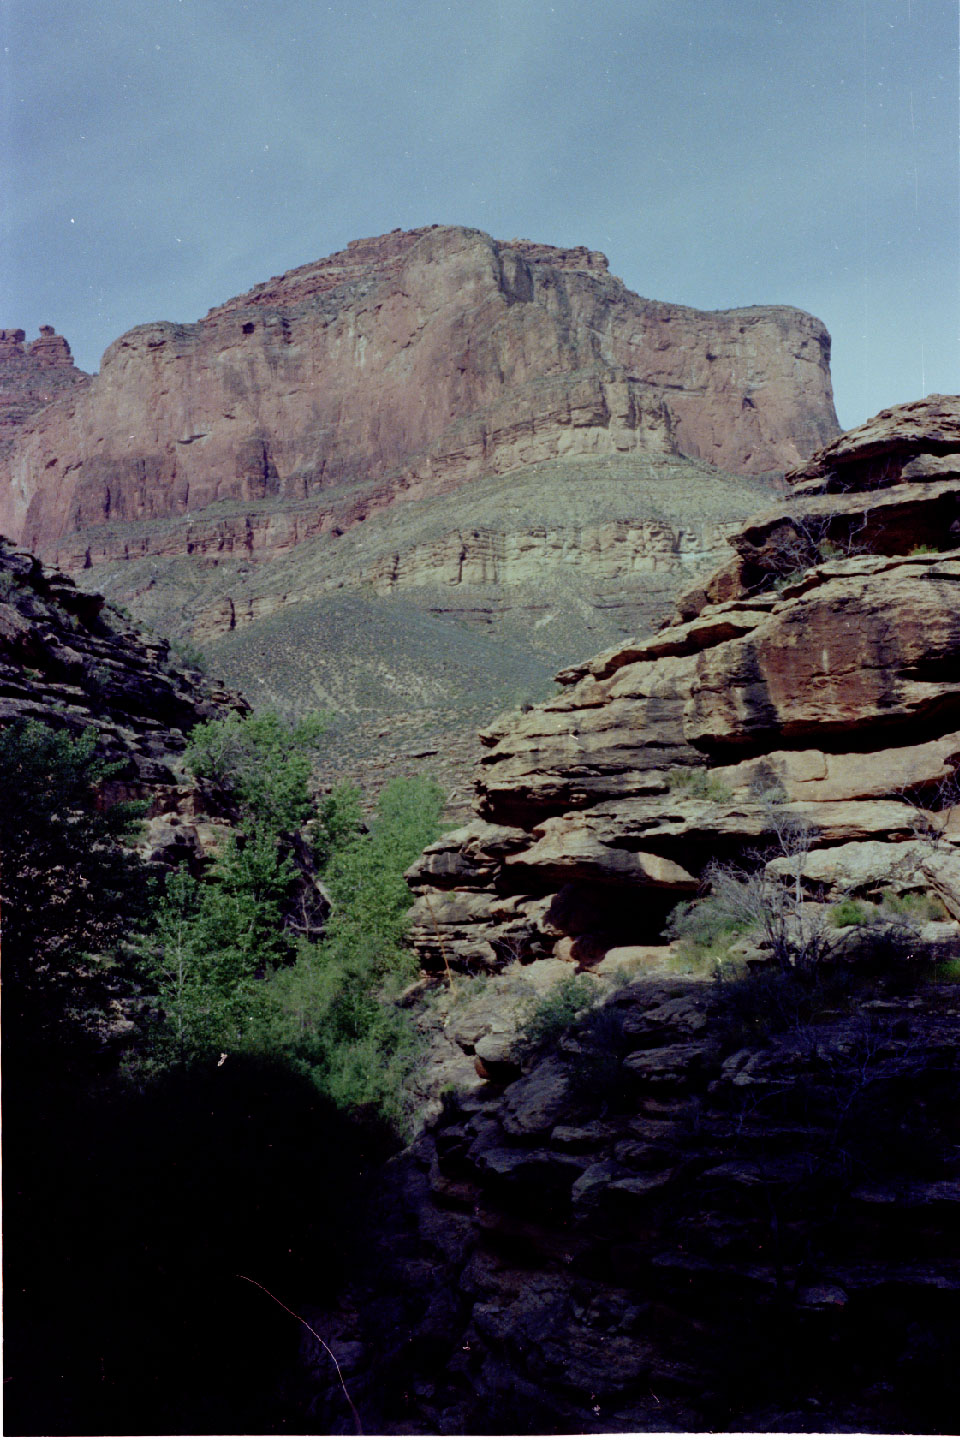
301,962 -> 960,1434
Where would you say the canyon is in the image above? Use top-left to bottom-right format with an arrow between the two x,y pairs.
298,392 -> 960,1433
2,239 -> 958,1429
0,226 -> 839,803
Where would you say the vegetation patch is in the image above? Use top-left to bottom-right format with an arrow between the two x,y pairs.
880,889 -> 949,923
519,972 -> 599,1049
666,766 -> 734,803
829,897 -> 874,928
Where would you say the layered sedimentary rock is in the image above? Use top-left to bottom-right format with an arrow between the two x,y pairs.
0,228 -> 840,808
0,539 -> 247,867
0,225 -> 837,570
407,395 -> 960,971
0,326 -> 89,455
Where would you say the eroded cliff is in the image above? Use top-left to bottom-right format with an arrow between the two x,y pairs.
1,226 -> 837,564
304,395 -> 960,1433
407,395 -> 960,970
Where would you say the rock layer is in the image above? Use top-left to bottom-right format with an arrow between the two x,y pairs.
0,226 -> 837,567
0,326 -> 89,456
407,395 -> 960,972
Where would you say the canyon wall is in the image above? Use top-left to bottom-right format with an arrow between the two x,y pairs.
0,226 -> 838,568
0,325 -> 89,457
407,395 -> 960,971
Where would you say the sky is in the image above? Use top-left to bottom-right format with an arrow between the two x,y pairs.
2,0 -> 958,430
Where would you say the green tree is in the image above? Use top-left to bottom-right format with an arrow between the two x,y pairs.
144,827 -> 299,1063
268,776 -> 446,1123
0,720 -> 147,1055
186,710 -> 328,832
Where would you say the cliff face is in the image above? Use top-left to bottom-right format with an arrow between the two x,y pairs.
311,394 -> 960,1434
407,395 -> 960,971
0,326 -> 89,457
1,226 -> 837,566
0,540 -> 247,867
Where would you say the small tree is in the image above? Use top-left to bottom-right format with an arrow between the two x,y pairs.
0,720 -> 148,1056
186,710 -> 329,833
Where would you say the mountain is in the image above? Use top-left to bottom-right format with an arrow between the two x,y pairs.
0,226 -> 840,803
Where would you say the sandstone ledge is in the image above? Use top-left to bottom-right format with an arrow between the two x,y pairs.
407,396 -> 960,975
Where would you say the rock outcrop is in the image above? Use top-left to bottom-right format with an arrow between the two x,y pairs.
407,394 -> 960,972
0,537 -> 247,868
0,226 -> 837,567
0,326 -> 89,455
306,970 -> 960,1433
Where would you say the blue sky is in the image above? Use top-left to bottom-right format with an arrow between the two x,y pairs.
2,0 -> 957,429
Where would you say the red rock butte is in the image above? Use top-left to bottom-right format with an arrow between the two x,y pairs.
0,326 -> 88,458
0,225 -> 839,569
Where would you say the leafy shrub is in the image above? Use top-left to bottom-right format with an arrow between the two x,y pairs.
186,710 -> 329,832
830,898 -> 873,928
265,776 -> 445,1126
142,753 -> 446,1130
519,972 -> 598,1049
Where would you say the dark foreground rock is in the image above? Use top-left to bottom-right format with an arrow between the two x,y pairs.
301,969 -> 960,1434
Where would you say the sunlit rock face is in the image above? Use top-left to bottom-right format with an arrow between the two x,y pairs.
406,395 -> 960,973
0,326 -> 89,457
0,225 -> 837,568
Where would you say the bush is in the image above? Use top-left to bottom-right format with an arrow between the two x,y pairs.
266,776 -> 445,1126
830,898 -> 873,928
519,973 -> 598,1049
666,767 -> 734,803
